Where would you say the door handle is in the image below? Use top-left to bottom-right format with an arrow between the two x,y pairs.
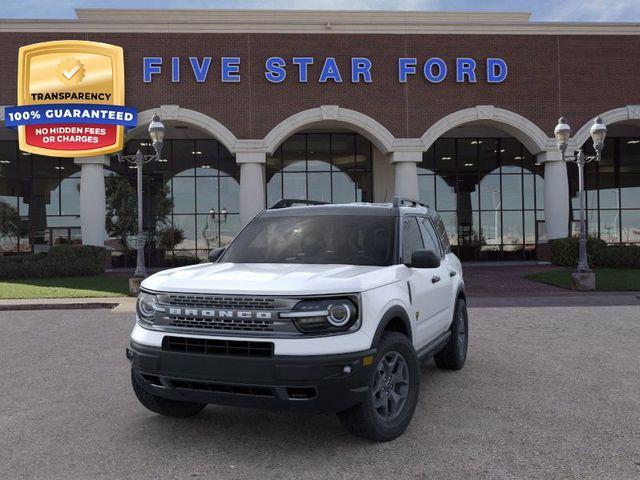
449,270 -> 457,277
431,275 -> 441,284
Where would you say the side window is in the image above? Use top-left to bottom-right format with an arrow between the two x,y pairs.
402,216 -> 424,264
418,217 -> 443,257
434,216 -> 451,253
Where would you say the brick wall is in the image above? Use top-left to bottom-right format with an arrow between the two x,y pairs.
0,32 -> 638,140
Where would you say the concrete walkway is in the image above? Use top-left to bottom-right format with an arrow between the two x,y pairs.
1,265 -> 638,311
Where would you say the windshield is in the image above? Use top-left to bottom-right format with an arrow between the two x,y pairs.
221,215 -> 396,266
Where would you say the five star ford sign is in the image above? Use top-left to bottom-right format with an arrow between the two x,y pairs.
4,40 -> 137,158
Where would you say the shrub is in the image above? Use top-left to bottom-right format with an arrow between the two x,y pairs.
0,245 -> 106,279
163,254 -> 200,268
550,237 -> 640,268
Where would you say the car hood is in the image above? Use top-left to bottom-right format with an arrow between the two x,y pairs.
141,262 -> 404,295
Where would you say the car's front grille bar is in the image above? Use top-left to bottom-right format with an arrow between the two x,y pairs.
162,336 -> 274,357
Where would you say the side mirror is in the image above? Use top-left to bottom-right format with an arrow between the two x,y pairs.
408,249 -> 441,269
208,247 -> 226,263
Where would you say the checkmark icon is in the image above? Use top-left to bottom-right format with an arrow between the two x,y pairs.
62,64 -> 80,79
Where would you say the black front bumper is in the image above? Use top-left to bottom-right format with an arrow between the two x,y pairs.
128,341 -> 376,414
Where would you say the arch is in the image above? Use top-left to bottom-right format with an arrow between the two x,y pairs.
572,105 -> 640,148
127,106 -> 239,154
420,106 -> 552,154
263,105 -> 396,155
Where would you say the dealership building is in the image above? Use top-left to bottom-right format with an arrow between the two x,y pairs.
0,9 -> 639,264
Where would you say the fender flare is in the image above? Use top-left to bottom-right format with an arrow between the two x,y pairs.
446,283 -> 467,330
370,305 -> 413,348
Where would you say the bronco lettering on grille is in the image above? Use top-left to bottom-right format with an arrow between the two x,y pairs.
168,307 -> 274,320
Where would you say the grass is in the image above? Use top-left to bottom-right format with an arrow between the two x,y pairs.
526,268 -> 640,291
0,275 -> 130,299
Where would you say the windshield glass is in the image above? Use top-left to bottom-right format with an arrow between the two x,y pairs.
221,215 -> 396,266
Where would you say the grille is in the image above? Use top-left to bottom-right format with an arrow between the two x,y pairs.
167,316 -> 274,332
169,379 -> 275,397
162,336 -> 274,357
162,294 -> 279,310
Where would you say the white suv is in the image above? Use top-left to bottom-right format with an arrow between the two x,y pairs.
127,198 -> 468,441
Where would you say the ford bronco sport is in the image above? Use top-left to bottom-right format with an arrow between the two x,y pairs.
127,197 -> 468,441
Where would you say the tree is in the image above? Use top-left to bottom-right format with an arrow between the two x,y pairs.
0,201 -> 21,251
105,176 -> 173,252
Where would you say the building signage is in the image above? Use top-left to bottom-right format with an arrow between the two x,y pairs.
5,40 -> 136,157
143,56 -> 508,84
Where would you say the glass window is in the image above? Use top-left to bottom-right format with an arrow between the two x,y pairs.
418,175 -> 435,207
307,134 -> 331,171
173,140 -> 195,176
172,177 -> 195,214
435,176 -> 456,211
502,175 -> 523,210
418,217 -> 442,257
282,135 -> 305,172
599,210 -> 620,243
195,177 -> 219,214
479,175 -> 501,211
621,210 -> 640,243
434,216 -> 451,252
500,138 -> 523,174
222,215 -> 396,266
266,133 -> 372,205
401,216 -> 423,264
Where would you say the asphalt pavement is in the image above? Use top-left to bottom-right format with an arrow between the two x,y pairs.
1,305 -> 639,480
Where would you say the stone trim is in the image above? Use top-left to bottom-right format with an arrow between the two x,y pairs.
571,105 -> 640,148
127,106 -> 239,154
263,106 -> 396,155
2,10 -> 640,35
420,105 -> 554,154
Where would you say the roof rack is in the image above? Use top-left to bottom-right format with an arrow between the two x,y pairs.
392,196 -> 429,209
269,199 -> 329,209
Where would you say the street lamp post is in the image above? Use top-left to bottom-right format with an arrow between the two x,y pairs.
117,114 -> 166,277
553,116 -> 607,287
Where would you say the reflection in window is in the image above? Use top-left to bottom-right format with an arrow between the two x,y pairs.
266,133 -> 372,207
113,138 -> 241,264
419,138 -> 543,260
569,137 -> 640,244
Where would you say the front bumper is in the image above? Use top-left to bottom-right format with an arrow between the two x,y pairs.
128,340 -> 376,414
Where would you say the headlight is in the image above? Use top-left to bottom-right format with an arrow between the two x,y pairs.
281,297 -> 359,334
136,291 -> 158,324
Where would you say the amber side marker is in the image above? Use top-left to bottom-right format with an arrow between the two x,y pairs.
362,355 -> 374,366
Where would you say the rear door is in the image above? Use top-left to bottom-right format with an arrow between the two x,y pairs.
401,216 -> 446,348
418,216 -> 454,333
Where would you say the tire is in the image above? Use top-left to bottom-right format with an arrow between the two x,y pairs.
131,370 -> 206,418
434,297 -> 468,370
337,332 -> 420,442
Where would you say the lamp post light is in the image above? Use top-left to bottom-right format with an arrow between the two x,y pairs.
553,116 -> 607,289
117,113 -> 165,277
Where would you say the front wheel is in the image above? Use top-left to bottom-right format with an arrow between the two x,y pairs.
434,298 -> 468,370
337,332 -> 420,442
131,370 -> 206,417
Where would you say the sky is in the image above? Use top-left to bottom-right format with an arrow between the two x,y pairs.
1,0 -> 639,22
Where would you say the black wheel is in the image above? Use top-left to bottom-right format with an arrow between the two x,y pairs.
337,332 -> 420,442
434,298 -> 468,370
131,370 -> 206,418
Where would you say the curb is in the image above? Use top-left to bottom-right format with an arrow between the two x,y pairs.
0,302 -> 120,311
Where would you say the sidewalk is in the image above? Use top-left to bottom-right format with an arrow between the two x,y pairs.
0,296 -> 135,312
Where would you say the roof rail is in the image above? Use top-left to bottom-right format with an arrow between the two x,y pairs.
269,199 -> 329,209
392,196 -> 429,209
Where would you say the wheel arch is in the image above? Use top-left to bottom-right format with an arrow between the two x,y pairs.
370,305 -> 413,348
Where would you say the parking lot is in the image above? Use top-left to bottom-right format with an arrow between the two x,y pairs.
1,304 -> 639,480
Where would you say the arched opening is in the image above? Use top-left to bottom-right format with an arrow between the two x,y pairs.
108,120 -> 240,267
262,107 -> 395,208
0,126 -> 84,254
419,123 -> 545,261
265,127 -> 374,208
570,120 -> 640,245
